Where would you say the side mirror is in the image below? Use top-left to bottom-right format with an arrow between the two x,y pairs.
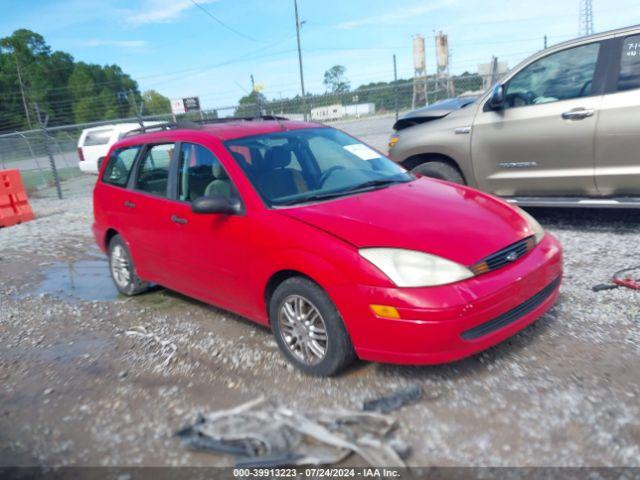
488,84 -> 505,110
191,195 -> 241,215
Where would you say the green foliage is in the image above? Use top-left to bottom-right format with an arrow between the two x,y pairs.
323,65 -> 350,93
234,90 -> 267,117
0,29 -> 152,131
142,90 -> 171,115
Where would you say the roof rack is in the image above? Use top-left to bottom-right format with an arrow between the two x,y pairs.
123,115 -> 289,138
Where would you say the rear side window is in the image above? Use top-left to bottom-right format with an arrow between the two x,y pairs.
101,146 -> 141,187
83,129 -> 113,146
619,35 -> 640,92
135,144 -> 175,198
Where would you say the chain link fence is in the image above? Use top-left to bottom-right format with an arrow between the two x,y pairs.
0,75 -> 485,196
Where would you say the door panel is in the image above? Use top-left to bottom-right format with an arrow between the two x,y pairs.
165,142 -> 254,316
125,143 -> 177,285
595,34 -> 640,195
473,41 -> 602,197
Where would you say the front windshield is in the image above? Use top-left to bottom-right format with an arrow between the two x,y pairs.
224,127 -> 412,206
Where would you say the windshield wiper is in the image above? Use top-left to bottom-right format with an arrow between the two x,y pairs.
277,190 -> 355,206
277,178 -> 408,206
340,177 -> 408,192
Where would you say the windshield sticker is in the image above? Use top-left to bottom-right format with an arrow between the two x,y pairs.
343,144 -> 381,160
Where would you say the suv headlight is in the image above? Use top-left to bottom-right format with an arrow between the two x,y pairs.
359,248 -> 474,287
388,133 -> 399,151
516,207 -> 545,244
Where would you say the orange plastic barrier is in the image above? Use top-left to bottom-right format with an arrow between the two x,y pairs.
0,169 -> 35,227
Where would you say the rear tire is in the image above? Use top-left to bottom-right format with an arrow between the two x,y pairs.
412,161 -> 465,185
270,277 -> 356,377
108,235 -> 149,296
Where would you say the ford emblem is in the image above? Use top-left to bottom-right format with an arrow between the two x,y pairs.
506,252 -> 519,262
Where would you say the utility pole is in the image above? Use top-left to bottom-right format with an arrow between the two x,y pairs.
544,35 -> 548,49
14,54 -> 32,129
250,74 -> 255,91
579,0 -> 594,37
393,54 -> 399,122
293,0 -> 306,119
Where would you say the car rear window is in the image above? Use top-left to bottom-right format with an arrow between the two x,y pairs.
83,129 -> 113,146
102,146 -> 141,187
619,34 -> 640,92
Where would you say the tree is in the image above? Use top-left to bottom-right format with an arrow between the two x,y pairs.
0,29 -> 148,131
142,90 -> 171,115
323,65 -> 350,93
234,90 -> 266,117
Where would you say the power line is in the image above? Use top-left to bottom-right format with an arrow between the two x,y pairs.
189,0 -> 263,43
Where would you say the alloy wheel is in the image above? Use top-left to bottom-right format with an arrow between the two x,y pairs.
110,244 -> 131,288
278,294 -> 328,365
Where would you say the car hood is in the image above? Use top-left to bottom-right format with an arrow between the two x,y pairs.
278,179 -> 532,266
393,96 -> 479,130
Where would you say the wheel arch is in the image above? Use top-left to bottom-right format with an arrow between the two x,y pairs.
401,153 -> 466,182
104,228 -> 119,250
264,269 -> 320,322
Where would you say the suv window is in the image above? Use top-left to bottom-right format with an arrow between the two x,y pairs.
177,143 -> 236,202
619,35 -> 640,92
504,42 -> 600,108
101,145 -> 141,187
84,129 -> 113,146
135,144 -> 174,197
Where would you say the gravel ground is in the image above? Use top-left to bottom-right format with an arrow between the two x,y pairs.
1,158 -> 639,468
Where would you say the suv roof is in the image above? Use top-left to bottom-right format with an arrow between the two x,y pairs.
545,23 -> 640,52
120,117 -> 322,143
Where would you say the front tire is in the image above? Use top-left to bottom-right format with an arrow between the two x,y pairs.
108,235 -> 149,296
412,161 -> 465,184
270,277 -> 356,376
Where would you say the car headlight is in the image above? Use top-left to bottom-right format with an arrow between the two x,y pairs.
516,207 -> 545,244
359,248 -> 474,287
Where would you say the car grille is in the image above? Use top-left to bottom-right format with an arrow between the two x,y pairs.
470,236 -> 536,275
460,277 -> 560,341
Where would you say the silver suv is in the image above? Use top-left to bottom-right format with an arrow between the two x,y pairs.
388,25 -> 640,208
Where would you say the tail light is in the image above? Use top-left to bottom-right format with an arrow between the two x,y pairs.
77,147 -> 85,161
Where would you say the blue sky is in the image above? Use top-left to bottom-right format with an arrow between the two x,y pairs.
2,0 -> 640,109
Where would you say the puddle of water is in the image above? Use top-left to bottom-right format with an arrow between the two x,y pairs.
30,258 -> 119,302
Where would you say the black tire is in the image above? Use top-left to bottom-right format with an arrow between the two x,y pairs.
412,161 -> 465,185
269,277 -> 356,377
108,235 -> 149,296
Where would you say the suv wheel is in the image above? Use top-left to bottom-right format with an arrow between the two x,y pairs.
270,277 -> 356,376
108,235 -> 149,296
412,161 -> 465,185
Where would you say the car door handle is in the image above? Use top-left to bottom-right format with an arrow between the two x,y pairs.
171,215 -> 188,225
123,200 -> 136,208
561,108 -> 594,120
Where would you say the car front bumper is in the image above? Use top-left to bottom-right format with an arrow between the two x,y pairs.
328,233 -> 563,365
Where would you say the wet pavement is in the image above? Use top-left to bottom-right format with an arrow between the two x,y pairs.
27,256 -> 118,302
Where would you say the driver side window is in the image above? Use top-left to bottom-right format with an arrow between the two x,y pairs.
504,42 -> 600,108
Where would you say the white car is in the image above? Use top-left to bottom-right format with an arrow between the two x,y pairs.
77,122 -> 162,174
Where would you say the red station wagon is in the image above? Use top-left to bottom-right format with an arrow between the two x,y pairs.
93,117 -> 563,376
